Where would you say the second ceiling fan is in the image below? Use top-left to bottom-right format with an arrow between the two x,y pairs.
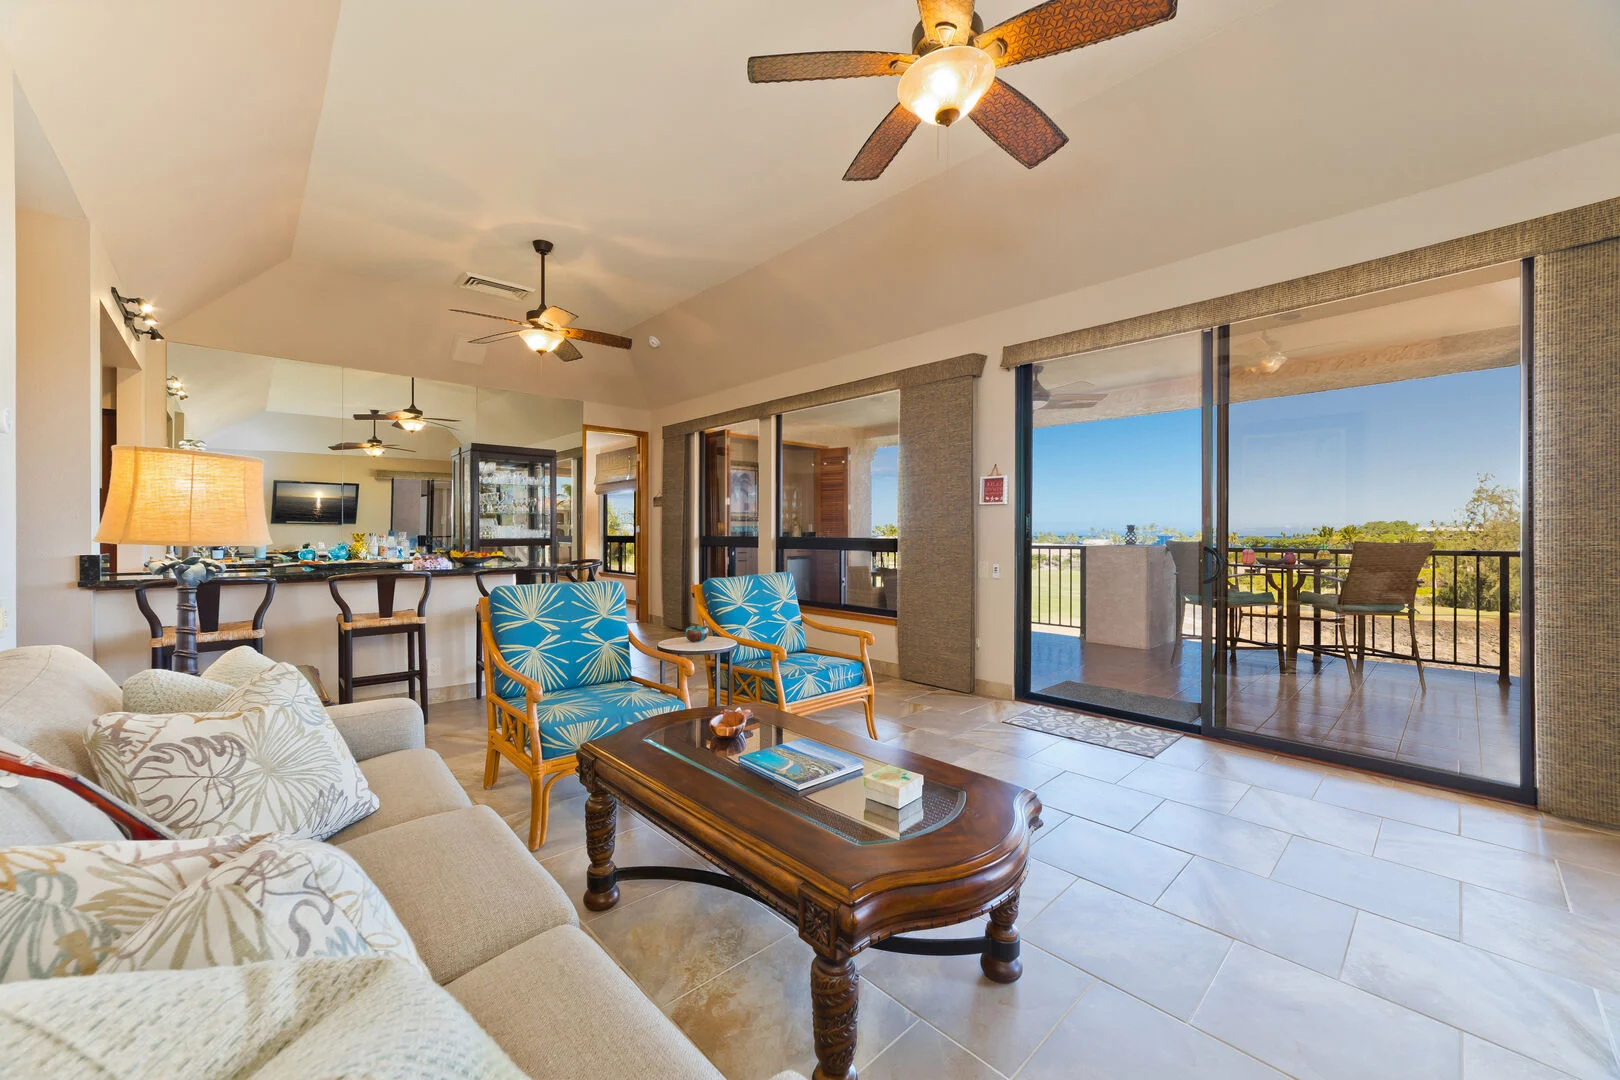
748,0 -> 1177,181
453,240 -> 632,362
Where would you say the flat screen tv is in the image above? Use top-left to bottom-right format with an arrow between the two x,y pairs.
270,480 -> 359,525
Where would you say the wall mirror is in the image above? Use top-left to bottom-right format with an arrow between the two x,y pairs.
165,344 -> 584,565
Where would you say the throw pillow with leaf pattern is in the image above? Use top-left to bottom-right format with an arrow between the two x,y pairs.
0,834 -> 420,982
85,662 -> 378,841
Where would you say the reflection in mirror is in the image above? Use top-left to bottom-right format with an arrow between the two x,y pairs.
165,344 -> 584,563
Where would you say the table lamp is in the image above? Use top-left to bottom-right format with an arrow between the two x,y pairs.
95,446 -> 271,674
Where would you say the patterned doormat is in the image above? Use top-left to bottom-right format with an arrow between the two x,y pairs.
1004,704 -> 1182,758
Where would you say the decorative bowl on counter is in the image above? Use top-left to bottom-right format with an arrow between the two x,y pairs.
450,551 -> 505,568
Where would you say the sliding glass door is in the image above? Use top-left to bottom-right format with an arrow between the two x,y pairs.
1019,331 -> 1213,730
1215,264 -> 1527,790
1017,263 -> 1532,800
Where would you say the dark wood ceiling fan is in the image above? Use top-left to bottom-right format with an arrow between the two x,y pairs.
747,0 -> 1177,180
452,240 -> 633,363
330,418 -> 416,456
352,378 -> 460,433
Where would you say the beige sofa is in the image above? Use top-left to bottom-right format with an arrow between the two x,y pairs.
0,645 -> 801,1080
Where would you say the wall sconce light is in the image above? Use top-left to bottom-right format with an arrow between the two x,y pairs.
176,438 -> 207,451
165,375 -> 189,401
111,287 -> 164,340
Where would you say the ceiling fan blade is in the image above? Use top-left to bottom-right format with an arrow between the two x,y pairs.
328,442 -> 366,451
554,339 -> 583,363
971,78 -> 1068,168
540,306 -> 576,328
748,51 -> 913,83
917,0 -> 977,46
468,330 -> 522,345
973,0 -> 1176,67
381,446 -> 417,453
843,104 -> 921,181
449,308 -> 528,325
558,327 -> 632,350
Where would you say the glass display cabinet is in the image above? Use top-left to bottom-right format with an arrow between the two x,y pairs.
453,443 -> 558,567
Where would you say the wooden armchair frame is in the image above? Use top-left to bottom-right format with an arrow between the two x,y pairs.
478,597 -> 693,850
690,584 -> 877,738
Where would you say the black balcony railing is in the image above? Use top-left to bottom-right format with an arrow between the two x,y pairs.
603,535 -> 635,574
1029,544 -> 1521,680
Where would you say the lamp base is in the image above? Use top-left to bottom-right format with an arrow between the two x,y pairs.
158,553 -> 220,675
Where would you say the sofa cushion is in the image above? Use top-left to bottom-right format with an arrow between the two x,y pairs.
327,696 -> 426,760
336,805 -> 577,983
0,645 -> 122,777
85,662 -> 378,841
328,748 -> 471,843
120,668 -> 235,713
450,924 -> 725,1080
488,580 -> 633,698
0,956 -> 525,1080
498,678 -> 687,760
700,573 -> 807,664
0,734 -> 122,845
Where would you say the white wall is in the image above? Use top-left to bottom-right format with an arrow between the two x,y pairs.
15,209 -> 94,649
0,65 -> 16,649
648,133 -> 1620,697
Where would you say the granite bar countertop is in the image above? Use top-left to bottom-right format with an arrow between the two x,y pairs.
78,560 -> 558,590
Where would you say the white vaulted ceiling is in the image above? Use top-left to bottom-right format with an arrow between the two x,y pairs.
2,0 -> 1618,408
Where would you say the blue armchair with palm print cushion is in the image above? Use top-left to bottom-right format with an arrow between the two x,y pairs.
480,580 -> 693,850
692,572 -> 877,738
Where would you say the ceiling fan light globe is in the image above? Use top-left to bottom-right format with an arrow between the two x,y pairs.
398,417 -> 427,433
897,46 -> 995,127
519,327 -> 564,353
363,443 -> 385,457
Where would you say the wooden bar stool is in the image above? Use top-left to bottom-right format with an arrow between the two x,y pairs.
329,571 -> 432,721
473,566 -> 558,699
135,576 -> 276,671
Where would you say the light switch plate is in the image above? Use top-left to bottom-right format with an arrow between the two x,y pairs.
991,564 -> 1001,579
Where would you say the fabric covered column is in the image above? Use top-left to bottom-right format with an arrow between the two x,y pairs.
898,375 -> 976,692
1533,239 -> 1620,824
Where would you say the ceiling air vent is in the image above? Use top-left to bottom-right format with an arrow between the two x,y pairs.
457,272 -> 534,301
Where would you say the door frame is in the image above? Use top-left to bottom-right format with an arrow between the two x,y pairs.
581,424 -> 649,617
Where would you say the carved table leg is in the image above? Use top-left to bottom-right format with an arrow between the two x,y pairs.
981,891 -> 1023,983
810,955 -> 859,1080
582,787 -> 620,911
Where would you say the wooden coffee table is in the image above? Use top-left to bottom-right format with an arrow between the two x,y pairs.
576,705 -> 1042,1080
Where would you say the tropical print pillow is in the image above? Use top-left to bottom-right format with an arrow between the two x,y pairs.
700,573 -> 807,665
0,834 -> 420,983
85,662 -> 378,841
488,581 -> 632,698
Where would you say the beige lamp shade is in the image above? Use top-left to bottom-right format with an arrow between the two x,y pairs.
96,445 -> 272,547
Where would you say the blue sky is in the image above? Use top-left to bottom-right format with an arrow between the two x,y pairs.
1032,366 -> 1521,536
871,444 -> 898,530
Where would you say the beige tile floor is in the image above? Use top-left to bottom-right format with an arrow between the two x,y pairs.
425,640 -> 1620,1080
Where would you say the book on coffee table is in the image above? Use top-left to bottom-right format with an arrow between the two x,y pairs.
737,738 -> 865,793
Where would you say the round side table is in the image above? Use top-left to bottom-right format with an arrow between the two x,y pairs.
657,635 -> 739,706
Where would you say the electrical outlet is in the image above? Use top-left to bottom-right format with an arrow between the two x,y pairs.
991,564 -> 1001,579
428,658 -> 442,678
